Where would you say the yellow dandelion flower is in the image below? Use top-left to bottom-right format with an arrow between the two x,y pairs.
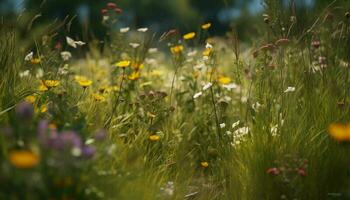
183,32 -> 196,40
203,48 -> 212,57
25,95 -> 36,104
200,161 -> 209,168
9,150 -> 40,169
44,80 -> 60,88
115,60 -> 131,68
40,104 -> 48,113
170,45 -> 184,54
328,123 -> 350,141
149,135 -> 160,141
92,93 -> 106,102
128,71 -> 141,80
201,23 -> 211,30
38,82 -> 48,91
218,76 -> 231,85
75,75 -> 93,88
30,58 -> 41,65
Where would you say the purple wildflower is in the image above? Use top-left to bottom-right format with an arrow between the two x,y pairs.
81,146 -> 96,159
15,102 -> 34,121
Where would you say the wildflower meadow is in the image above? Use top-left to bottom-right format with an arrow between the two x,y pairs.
0,0 -> 350,199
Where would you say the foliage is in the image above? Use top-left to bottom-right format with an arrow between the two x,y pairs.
0,1 -> 350,199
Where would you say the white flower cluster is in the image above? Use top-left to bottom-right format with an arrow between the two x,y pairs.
193,82 -> 213,99
226,120 -> 249,147
159,181 -> 174,197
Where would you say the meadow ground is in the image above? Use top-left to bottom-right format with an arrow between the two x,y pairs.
1,1 -> 350,200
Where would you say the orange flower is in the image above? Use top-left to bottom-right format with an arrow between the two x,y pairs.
9,150 -> 40,169
328,123 -> 350,141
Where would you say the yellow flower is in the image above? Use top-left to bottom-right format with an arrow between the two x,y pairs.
170,45 -> 184,54
75,75 -> 93,88
200,161 -> 209,168
40,104 -> 48,113
328,123 -> 350,141
9,150 -> 40,169
44,80 -> 60,88
201,23 -> 211,30
183,32 -> 196,40
203,48 -> 212,57
25,95 -> 36,104
128,71 -> 141,80
149,135 -> 160,141
92,93 -> 106,102
218,76 -> 231,85
38,82 -> 48,91
115,60 -> 131,68
30,58 -> 41,65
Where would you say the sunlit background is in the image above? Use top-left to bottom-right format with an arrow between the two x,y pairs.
0,0 -> 329,41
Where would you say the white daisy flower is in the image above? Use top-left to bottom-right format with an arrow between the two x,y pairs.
222,83 -> 238,90
202,82 -> 212,91
284,86 -> 295,93
24,52 -> 34,61
120,27 -> 130,33
137,27 -> 148,32
103,15 -> 109,21
193,92 -> 203,99
66,37 -> 77,48
220,123 -> 226,128
205,43 -> 213,49
232,120 -> 240,129
60,51 -> 72,61
75,41 -> 86,46
148,48 -> 158,53
129,43 -> 140,48
66,37 -> 86,48
19,70 -> 30,77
